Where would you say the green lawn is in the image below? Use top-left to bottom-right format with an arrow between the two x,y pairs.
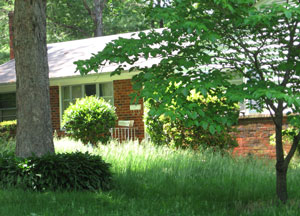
1,138 -> 300,216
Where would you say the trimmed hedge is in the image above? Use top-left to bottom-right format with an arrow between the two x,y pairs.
62,96 -> 117,146
0,151 -> 113,191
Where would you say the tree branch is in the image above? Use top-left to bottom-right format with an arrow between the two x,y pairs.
284,131 -> 300,167
281,20 -> 299,87
82,0 -> 94,18
47,16 -> 91,37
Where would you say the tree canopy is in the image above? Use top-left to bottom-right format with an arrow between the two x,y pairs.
46,0 -> 151,39
75,0 -> 300,203
0,0 -> 13,64
0,0 -> 151,64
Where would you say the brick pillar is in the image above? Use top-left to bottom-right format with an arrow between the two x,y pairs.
113,79 -> 144,142
8,11 -> 14,60
49,86 -> 61,134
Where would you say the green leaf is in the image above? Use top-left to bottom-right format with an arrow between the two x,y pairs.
181,88 -> 189,96
284,11 -> 292,19
266,92 -> 272,99
190,112 -> 198,120
200,121 -> 209,130
209,125 -> 215,134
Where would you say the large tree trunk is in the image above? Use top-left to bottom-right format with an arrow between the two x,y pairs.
14,0 -> 55,157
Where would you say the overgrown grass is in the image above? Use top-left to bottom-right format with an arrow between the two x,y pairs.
1,137 -> 300,215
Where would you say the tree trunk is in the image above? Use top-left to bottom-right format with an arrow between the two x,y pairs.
274,111 -> 288,203
93,0 -> 106,37
276,162 -> 288,203
14,0 -> 54,157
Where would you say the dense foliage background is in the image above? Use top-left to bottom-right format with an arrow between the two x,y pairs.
0,0 -> 154,64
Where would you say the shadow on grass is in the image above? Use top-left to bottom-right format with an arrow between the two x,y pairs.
1,140 -> 300,215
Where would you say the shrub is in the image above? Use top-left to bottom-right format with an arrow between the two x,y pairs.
0,152 -> 22,187
62,96 -> 117,146
145,90 -> 239,151
146,114 -> 238,151
0,151 -> 112,191
0,120 -> 17,140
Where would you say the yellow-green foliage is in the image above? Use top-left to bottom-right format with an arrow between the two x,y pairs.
0,120 -> 17,140
145,90 -> 239,151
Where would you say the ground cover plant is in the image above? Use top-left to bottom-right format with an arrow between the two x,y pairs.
0,151 -> 112,191
1,138 -> 300,215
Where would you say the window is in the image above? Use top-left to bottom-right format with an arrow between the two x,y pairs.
61,82 -> 114,114
0,92 -> 16,122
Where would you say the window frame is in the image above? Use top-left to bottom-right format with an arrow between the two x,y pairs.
0,92 -> 17,122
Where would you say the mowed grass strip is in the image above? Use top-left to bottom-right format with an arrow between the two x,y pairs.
1,138 -> 300,216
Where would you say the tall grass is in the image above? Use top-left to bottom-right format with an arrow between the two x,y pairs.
1,138 -> 300,215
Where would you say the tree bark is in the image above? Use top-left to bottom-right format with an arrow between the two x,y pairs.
14,0 -> 54,157
276,160 -> 288,203
274,111 -> 288,203
93,0 -> 106,37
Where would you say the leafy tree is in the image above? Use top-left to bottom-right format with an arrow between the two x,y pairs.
0,0 -> 13,64
14,0 -> 54,157
46,0 -> 151,40
103,0 -> 151,35
0,0 -> 151,64
75,0 -> 300,203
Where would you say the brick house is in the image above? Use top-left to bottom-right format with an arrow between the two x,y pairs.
0,27 -> 149,142
0,12 -> 287,157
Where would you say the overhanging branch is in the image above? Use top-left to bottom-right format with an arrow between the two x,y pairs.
284,131 -> 300,167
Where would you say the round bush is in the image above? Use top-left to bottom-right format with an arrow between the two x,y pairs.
62,96 -> 117,146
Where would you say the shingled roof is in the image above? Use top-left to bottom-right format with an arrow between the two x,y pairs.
0,30 -> 161,84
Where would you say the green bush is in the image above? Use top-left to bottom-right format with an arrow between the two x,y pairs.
0,120 -> 17,140
0,152 -> 22,187
62,96 -> 117,146
0,151 -> 112,191
146,114 -> 238,151
145,91 -> 239,151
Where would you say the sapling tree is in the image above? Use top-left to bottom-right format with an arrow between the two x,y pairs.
75,0 -> 300,203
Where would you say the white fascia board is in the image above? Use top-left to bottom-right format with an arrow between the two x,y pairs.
50,71 -> 140,86
0,71 -> 140,92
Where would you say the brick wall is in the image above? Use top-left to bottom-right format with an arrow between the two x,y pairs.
113,79 -> 144,142
233,115 -> 291,158
49,86 -> 61,135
